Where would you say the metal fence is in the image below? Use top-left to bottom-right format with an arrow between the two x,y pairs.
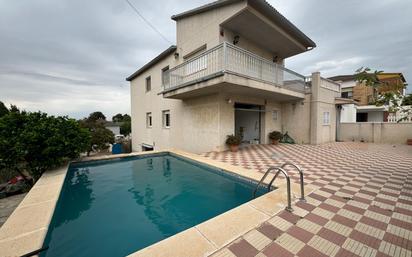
163,42 -> 307,93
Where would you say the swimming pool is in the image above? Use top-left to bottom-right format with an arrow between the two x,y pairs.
41,153 -> 266,257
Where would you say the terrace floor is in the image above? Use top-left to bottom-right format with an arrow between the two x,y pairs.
202,143 -> 412,257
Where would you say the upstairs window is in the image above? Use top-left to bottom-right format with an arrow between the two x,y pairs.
323,112 -> 330,125
145,76 -> 151,92
162,66 -> 169,87
146,112 -> 152,128
162,110 -> 170,128
341,91 -> 353,99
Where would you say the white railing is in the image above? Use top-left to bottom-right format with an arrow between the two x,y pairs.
320,77 -> 341,92
163,42 -> 307,93
387,106 -> 412,123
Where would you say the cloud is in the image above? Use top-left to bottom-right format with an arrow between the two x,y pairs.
0,0 -> 411,120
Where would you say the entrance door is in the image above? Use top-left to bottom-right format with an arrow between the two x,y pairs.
235,103 -> 262,144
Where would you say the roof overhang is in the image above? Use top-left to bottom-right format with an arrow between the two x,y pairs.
357,105 -> 386,112
126,46 -> 177,82
172,0 -> 315,58
221,7 -> 312,58
335,98 -> 358,105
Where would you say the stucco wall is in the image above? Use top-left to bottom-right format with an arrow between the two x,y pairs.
340,104 -> 356,122
339,123 -> 412,144
176,1 -> 246,57
310,74 -> 340,144
281,95 -> 311,144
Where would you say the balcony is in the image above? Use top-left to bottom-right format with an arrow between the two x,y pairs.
162,43 -> 309,100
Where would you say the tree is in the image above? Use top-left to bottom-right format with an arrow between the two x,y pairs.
403,94 -> 412,106
80,112 -> 115,155
354,67 -> 383,104
111,113 -> 131,135
112,113 -> 124,122
88,111 -> 106,122
0,101 -> 8,118
0,109 -> 91,182
120,121 -> 131,136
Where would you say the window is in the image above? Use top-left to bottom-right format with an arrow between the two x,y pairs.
323,112 -> 330,125
162,66 -> 169,87
162,110 -> 170,128
146,112 -> 152,128
341,91 -> 353,99
145,76 -> 151,92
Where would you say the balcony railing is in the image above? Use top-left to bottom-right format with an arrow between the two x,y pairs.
163,42 -> 308,93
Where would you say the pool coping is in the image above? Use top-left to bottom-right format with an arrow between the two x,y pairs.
0,149 -> 315,257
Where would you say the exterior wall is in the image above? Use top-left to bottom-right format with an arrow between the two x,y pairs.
339,123 -> 412,144
364,111 -> 384,122
353,83 -> 374,105
281,95 -> 311,144
340,104 -> 356,122
310,73 -> 340,144
130,54 -> 183,152
176,1 -> 246,58
218,94 -> 282,151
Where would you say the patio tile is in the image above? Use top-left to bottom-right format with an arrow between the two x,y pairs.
228,239 -> 259,257
201,143 -> 412,257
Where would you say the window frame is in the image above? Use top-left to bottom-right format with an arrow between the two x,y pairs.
162,110 -> 170,129
161,66 -> 170,88
322,111 -> 330,125
146,112 -> 152,128
145,76 -> 151,92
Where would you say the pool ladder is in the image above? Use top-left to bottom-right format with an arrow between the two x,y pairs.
252,162 -> 305,212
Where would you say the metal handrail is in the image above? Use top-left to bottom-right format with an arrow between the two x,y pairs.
253,167 -> 293,212
268,162 -> 305,201
252,166 -> 278,198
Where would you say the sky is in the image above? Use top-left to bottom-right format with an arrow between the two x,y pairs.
1,0 -> 411,119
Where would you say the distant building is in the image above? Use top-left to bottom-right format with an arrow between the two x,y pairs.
330,73 -> 407,122
329,73 -> 407,106
105,122 -> 122,135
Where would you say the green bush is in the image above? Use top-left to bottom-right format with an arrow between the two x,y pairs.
0,109 -> 91,182
225,134 -> 242,146
269,131 -> 283,141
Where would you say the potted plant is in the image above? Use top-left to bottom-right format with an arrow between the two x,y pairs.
226,135 -> 242,152
269,131 -> 283,145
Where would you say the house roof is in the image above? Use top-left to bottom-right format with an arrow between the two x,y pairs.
329,73 -> 407,84
328,75 -> 356,82
126,46 -> 177,82
172,0 -> 316,49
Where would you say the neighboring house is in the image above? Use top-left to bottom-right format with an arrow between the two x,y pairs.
127,0 -> 343,153
105,122 -> 122,135
331,73 -> 408,122
329,73 -> 407,106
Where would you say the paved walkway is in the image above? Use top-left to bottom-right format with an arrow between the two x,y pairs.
203,143 -> 412,257
0,193 -> 27,228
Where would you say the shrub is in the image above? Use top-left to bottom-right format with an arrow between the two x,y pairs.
225,135 -> 242,146
0,109 -> 91,182
269,131 -> 283,141
79,113 -> 115,155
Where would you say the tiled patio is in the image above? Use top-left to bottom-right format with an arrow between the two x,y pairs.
203,143 -> 412,257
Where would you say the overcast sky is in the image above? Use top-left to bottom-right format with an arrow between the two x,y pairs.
1,0 -> 411,119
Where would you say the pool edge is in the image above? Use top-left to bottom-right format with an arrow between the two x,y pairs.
0,149 -> 316,257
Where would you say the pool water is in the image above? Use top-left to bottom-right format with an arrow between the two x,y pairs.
42,154 -> 265,257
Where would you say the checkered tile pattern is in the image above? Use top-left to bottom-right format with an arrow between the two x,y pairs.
204,143 -> 412,257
